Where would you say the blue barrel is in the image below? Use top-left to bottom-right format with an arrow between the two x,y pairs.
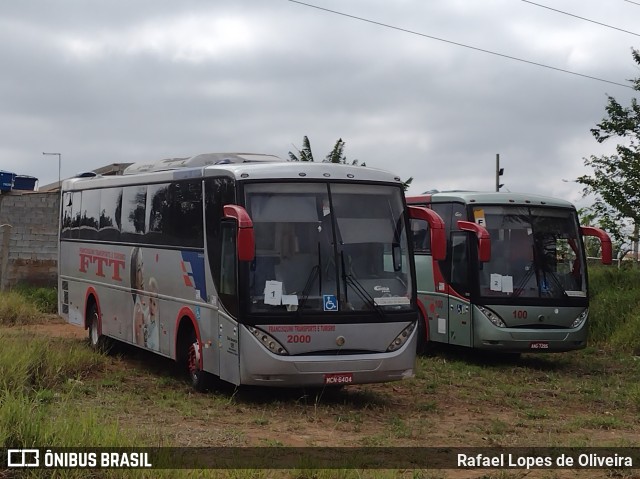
13,175 -> 38,191
0,171 -> 16,191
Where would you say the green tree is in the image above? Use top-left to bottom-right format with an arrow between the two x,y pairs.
324,138 -> 364,166
577,48 -> 640,266
288,135 -> 414,190
288,135 -> 315,162
289,136 -> 362,165
578,206 -> 626,260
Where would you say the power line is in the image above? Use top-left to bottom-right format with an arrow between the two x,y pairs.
624,0 -> 640,6
521,0 -> 640,37
286,0 -> 634,90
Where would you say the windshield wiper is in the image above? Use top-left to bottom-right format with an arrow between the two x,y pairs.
297,265 -> 320,313
512,261 -> 536,298
540,270 -> 568,298
341,251 -> 386,320
512,243 -> 568,298
297,244 -> 322,314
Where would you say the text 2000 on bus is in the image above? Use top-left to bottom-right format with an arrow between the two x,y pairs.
58,153 -> 445,389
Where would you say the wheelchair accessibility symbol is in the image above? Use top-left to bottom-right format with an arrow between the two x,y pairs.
323,294 -> 338,312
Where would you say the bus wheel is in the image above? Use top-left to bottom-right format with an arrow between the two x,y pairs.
87,302 -> 111,352
416,315 -> 438,356
417,314 -> 433,355
186,331 -> 210,392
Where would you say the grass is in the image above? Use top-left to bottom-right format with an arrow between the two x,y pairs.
0,284 -> 58,326
0,331 -> 103,393
11,283 -> 58,314
587,265 -> 640,352
0,291 -> 43,325
0,330 -> 111,447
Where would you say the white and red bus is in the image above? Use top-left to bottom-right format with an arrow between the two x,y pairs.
58,153 -> 445,389
407,191 -> 612,353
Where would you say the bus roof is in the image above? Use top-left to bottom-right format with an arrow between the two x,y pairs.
122,152 -> 282,175
407,190 -> 575,208
61,153 -> 404,191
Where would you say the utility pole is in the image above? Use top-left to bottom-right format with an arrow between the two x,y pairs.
496,153 -> 504,192
43,152 -> 62,187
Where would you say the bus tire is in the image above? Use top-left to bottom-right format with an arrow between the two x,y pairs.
87,301 -> 112,352
185,330 -> 210,392
416,314 -> 438,356
416,314 -> 428,355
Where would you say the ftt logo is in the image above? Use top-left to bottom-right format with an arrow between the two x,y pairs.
7,449 -> 39,467
79,248 -> 125,281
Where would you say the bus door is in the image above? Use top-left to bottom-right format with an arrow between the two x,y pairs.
447,231 -> 472,347
215,214 -> 245,385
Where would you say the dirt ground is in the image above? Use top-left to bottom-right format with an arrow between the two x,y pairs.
15,318 -> 640,479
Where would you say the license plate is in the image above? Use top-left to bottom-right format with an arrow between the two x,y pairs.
530,342 -> 549,350
324,373 -> 353,385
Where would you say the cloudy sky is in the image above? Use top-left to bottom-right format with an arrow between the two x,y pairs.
1,0 -> 638,205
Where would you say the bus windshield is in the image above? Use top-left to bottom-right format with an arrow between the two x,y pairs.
475,205 -> 586,299
245,182 -> 412,315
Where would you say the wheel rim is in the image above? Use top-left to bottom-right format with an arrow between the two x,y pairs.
90,312 -> 99,346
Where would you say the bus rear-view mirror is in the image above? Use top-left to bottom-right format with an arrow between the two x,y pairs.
457,220 -> 491,263
223,204 -> 255,262
580,226 -> 612,265
408,206 -> 446,261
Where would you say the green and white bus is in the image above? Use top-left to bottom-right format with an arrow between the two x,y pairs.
58,153 -> 446,388
407,191 -> 611,353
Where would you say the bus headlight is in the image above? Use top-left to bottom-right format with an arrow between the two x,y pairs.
247,326 -> 289,356
387,321 -> 416,352
478,306 -> 506,328
571,308 -> 588,328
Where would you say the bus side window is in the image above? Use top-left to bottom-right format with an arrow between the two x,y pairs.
450,232 -> 470,296
170,180 -> 204,248
70,191 -> 82,240
79,189 -> 100,240
145,183 -> 170,245
61,192 -> 73,239
99,187 -> 122,241
411,219 -> 430,253
204,177 -> 237,313
219,221 -> 239,317
121,185 -> 147,241
431,203 -> 452,280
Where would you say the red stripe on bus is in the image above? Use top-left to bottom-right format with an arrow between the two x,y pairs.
174,307 -> 202,369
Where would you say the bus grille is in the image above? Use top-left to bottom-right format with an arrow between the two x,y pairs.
296,349 -> 374,356
511,324 -> 566,330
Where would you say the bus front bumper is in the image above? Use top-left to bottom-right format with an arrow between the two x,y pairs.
239,331 -> 417,387
474,325 -> 587,353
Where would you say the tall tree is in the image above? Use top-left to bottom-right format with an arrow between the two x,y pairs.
288,135 -> 315,162
324,138 -> 364,166
577,48 -> 640,265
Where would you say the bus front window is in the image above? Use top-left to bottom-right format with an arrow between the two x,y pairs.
245,183 -> 412,315
476,206 -> 586,299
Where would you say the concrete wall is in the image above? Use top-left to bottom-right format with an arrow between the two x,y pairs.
0,191 -> 59,288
